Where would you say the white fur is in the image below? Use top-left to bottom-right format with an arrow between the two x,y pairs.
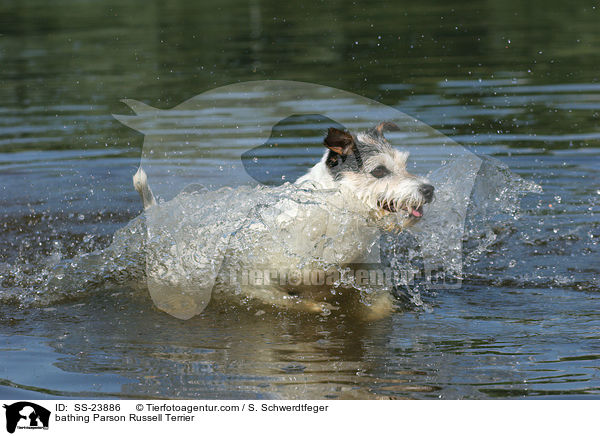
296,146 -> 431,223
295,153 -> 335,188
133,167 -> 156,210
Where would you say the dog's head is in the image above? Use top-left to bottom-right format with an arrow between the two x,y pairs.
324,122 -> 434,228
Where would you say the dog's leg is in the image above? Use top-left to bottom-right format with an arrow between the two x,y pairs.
356,291 -> 395,321
133,167 -> 157,210
244,286 -> 338,315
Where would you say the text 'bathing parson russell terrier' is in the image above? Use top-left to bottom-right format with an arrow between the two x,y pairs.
133,122 -> 435,321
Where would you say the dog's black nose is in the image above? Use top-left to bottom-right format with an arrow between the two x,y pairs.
419,184 -> 434,202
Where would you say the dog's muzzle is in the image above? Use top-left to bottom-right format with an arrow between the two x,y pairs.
376,200 -> 424,217
419,183 -> 434,203
377,183 -> 434,218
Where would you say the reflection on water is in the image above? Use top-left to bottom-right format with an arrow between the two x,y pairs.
2,284 -> 598,399
1,0 -> 599,399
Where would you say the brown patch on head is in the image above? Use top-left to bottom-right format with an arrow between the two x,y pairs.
324,127 -> 358,170
324,128 -> 355,156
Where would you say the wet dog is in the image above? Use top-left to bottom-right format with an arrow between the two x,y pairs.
297,122 -> 434,228
134,122 -> 434,320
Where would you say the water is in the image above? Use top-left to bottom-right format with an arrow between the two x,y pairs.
1,0 -> 599,399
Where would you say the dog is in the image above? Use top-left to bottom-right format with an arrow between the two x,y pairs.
134,122 -> 434,320
296,122 -> 434,225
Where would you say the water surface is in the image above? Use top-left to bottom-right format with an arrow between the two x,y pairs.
0,0 -> 599,399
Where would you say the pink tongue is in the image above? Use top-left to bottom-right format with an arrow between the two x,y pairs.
411,209 -> 422,217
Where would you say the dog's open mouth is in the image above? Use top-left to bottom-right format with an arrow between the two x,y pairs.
377,200 -> 423,218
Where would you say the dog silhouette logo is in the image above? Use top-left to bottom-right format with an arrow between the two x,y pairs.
3,402 -> 50,434
113,80 -> 487,320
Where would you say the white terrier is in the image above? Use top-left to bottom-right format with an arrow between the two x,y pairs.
134,122 -> 434,320
297,122 -> 434,226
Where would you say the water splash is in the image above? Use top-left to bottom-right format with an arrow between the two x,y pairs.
0,153 -> 540,319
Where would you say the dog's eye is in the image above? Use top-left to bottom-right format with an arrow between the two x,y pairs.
370,166 -> 390,178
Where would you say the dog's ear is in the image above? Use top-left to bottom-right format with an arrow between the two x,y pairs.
324,127 -> 354,156
372,121 -> 400,139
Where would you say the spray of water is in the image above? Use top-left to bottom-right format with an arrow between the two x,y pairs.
0,152 -> 540,320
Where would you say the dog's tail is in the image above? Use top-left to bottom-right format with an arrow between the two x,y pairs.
133,167 -> 157,210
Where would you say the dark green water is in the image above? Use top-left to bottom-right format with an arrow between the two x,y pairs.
0,0 -> 599,399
